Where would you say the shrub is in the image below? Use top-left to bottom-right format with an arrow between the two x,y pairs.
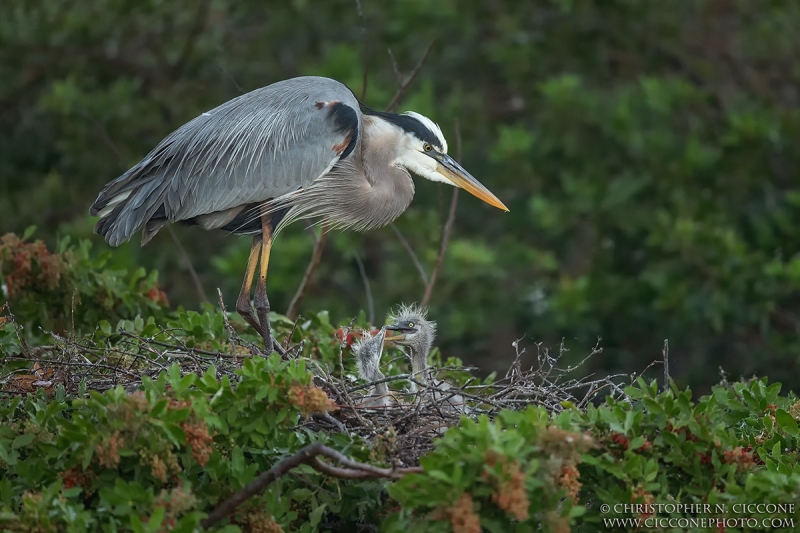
0,229 -> 167,341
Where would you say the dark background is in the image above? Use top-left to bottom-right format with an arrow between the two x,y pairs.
2,0 -> 800,391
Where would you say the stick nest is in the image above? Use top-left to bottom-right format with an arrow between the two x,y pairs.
0,306 -> 649,467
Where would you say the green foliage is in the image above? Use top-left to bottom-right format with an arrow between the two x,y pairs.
0,230 -> 167,343
4,340 -> 800,533
0,354 -> 380,532
385,379 -> 800,532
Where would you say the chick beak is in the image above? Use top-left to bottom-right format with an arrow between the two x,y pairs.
384,322 -> 410,343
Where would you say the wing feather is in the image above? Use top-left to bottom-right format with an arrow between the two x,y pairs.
90,76 -> 361,246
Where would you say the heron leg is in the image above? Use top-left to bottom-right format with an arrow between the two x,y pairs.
236,235 -> 263,336
253,216 -> 287,357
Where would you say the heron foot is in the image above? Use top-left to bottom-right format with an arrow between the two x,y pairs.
235,293 -> 262,338
253,286 -> 287,357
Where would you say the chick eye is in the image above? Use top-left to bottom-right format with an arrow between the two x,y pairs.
423,143 -> 432,152
408,322 -> 415,328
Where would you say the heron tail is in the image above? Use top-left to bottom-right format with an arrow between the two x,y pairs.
90,168 -> 169,247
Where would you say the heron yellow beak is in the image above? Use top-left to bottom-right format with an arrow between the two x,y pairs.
436,153 -> 509,212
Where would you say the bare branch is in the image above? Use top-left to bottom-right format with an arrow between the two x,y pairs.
354,254 -> 375,324
200,442 -> 421,529
166,225 -> 209,304
171,0 -> 210,80
662,339 -> 670,392
387,49 -> 403,86
384,40 -> 436,113
389,223 -> 428,285
421,118 -> 461,307
286,228 -> 328,319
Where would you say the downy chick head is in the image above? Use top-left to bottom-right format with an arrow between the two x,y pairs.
353,326 -> 387,383
384,304 -> 436,374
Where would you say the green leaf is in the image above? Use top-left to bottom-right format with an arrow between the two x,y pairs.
309,503 -> 326,528
161,423 -> 186,447
22,225 -> 37,241
775,409 -> 799,436
12,433 -> 35,449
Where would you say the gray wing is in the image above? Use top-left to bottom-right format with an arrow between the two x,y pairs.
90,76 -> 361,246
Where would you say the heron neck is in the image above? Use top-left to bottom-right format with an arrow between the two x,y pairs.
410,346 -> 430,383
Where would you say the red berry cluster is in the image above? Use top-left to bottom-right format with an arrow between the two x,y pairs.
0,233 -> 65,300
287,384 -> 338,418
60,467 -> 95,493
444,493 -> 481,533
181,420 -> 213,466
483,449 -> 530,520
96,431 -> 123,468
558,464 -> 582,503
609,432 -> 629,450
722,446 -> 757,471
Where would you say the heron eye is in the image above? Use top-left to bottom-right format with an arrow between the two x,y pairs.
408,322 -> 415,328
423,144 -> 432,152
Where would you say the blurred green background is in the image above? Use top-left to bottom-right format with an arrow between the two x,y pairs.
2,0 -> 800,391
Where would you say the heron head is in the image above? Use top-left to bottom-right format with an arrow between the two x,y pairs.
384,304 -> 437,367
376,110 -> 509,212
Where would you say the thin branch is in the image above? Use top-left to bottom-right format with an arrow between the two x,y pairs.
166,225 -> 209,304
387,49 -> 403,86
118,331 -> 238,359
421,118 -> 461,307
384,40 -> 436,113
662,339 -> 670,392
200,442 -> 421,529
170,0 -> 210,80
354,254 -> 375,325
286,228 -> 328,319
389,223 -> 428,285
355,0 -> 369,101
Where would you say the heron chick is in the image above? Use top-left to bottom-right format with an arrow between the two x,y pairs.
385,304 -> 467,411
353,327 -> 394,408
89,76 -> 508,355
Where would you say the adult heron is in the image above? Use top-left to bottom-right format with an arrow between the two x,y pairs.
89,76 -> 508,353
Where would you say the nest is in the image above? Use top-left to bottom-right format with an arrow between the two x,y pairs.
0,305 -> 651,467
303,335 -> 635,466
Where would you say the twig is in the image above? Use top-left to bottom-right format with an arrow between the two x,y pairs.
217,288 -> 242,360
118,331 -> 238,359
200,442 -> 421,529
662,339 -> 670,392
346,373 -> 413,394
389,223 -> 428,285
384,40 -> 436,113
284,316 -> 302,354
421,118 -> 461,307
166,225 -> 209,303
353,254 -> 375,324
355,0 -> 369,101
387,49 -> 403,86
313,413 -> 347,433
171,0 -> 210,80
286,228 -> 328,320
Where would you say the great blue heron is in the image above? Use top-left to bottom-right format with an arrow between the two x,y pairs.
353,326 -> 394,408
384,304 -> 467,411
89,76 -> 508,353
